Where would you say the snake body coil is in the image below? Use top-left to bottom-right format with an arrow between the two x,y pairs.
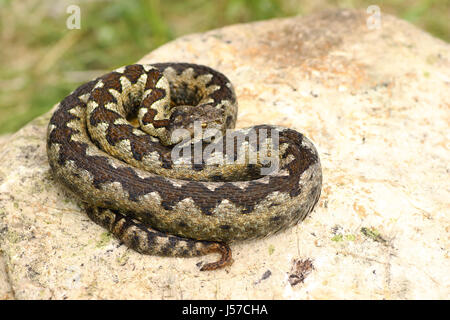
47,63 -> 322,270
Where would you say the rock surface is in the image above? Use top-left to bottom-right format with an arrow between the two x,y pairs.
0,9 -> 449,299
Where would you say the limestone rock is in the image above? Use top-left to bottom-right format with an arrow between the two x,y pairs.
0,9 -> 449,299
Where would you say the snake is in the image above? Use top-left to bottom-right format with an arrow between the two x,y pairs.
46,63 -> 322,271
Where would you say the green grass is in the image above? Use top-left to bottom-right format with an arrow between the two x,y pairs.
0,0 -> 448,134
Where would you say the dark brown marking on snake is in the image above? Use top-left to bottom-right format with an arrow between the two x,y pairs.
128,232 -> 141,251
140,101 -> 171,128
99,72 -> 123,93
105,124 -> 132,146
225,115 -> 233,127
90,87 -> 117,107
123,64 -> 146,84
161,201 -> 173,210
178,221 -> 188,228
89,106 -> 121,126
144,68 -> 164,88
168,236 -> 178,248
193,163 -> 205,171
140,108 -> 156,125
141,86 -> 166,106
160,153 -> 173,169
150,118 -> 171,128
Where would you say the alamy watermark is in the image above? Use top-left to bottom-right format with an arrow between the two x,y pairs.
66,5 -> 81,30
170,121 -> 281,176
366,5 -> 381,30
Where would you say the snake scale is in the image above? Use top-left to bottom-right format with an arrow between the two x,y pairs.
47,63 -> 322,270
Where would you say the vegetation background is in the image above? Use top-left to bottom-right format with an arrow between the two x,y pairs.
0,0 -> 448,134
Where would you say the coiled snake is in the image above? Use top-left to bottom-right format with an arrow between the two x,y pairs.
47,63 -> 322,270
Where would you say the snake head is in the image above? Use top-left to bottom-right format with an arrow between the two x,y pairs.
167,104 -> 225,145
